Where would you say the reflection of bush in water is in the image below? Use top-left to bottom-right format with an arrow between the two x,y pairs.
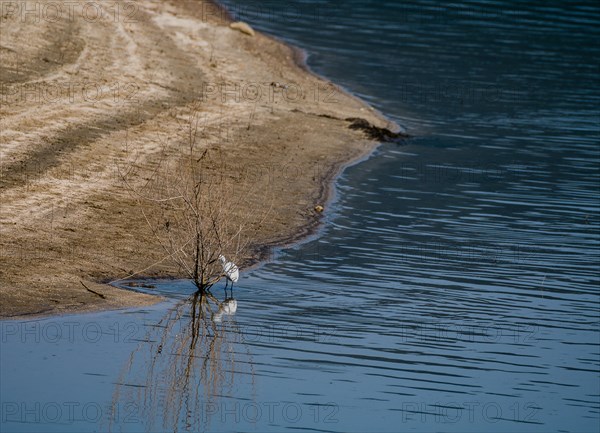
110,291 -> 255,432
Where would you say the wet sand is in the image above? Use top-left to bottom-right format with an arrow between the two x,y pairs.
0,0 -> 401,318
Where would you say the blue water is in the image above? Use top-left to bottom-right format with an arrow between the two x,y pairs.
2,1 -> 599,432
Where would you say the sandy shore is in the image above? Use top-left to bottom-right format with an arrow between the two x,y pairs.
0,0 -> 401,319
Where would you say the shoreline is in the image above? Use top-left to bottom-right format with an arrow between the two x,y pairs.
0,0 -> 403,320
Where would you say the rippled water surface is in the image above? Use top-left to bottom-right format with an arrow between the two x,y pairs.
2,1 -> 599,432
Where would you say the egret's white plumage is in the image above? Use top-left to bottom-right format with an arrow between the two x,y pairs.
219,254 -> 239,284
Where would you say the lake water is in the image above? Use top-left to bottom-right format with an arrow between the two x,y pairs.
1,1 -> 599,432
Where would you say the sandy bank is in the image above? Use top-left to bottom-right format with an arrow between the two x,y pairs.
0,0 -> 402,319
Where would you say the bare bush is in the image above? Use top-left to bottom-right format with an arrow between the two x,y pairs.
118,109 -> 272,291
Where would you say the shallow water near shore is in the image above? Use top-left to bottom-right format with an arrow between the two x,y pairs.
2,1 -> 599,432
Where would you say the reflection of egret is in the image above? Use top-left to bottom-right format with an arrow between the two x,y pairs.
110,290 -> 254,433
219,254 -> 239,297
213,298 -> 238,323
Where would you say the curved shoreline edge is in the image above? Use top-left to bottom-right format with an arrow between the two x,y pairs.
0,0 -> 403,320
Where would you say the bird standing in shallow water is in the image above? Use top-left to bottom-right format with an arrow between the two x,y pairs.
219,254 -> 239,297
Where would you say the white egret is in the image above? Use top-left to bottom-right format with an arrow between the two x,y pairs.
219,254 -> 239,296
